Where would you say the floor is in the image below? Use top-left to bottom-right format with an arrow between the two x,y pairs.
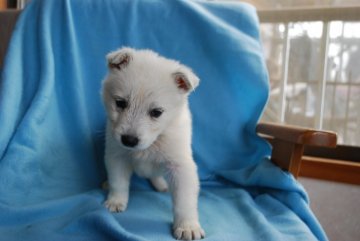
299,177 -> 360,241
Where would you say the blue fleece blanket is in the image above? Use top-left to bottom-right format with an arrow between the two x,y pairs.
0,0 -> 327,240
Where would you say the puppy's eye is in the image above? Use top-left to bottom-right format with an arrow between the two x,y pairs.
149,108 -> 163,118
115,98 -> 127,109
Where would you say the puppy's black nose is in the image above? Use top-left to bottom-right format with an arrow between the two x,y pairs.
121,135 -> 139,147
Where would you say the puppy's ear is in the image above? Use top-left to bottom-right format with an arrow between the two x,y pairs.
106,48 -> 133,70
173,67 -> 200,93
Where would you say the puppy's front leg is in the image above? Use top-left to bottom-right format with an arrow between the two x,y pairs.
104,157 -> 132,212
168,162 -> 205,240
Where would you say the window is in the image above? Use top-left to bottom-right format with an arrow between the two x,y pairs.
254,4 -> 360,146
260,20 -> 360,146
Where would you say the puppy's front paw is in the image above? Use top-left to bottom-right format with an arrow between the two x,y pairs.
173,221 -> 205,240
104,196 -> 128,212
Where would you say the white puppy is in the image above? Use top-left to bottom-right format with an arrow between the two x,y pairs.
101,47 -> 205,240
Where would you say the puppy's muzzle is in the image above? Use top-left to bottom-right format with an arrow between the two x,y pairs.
121,135 -> 139,147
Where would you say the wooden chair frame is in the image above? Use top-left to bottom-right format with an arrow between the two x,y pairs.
257,122 -> 337,178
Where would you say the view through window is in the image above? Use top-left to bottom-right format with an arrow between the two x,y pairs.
239,0 -> 360,146
260,20 -> 360,146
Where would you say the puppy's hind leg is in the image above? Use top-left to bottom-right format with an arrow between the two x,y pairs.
150,176 -> 168,192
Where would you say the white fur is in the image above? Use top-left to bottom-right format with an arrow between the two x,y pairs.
101,48 -> 204,240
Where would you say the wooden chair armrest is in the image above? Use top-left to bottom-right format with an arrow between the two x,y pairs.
256,122 -> 337,178
256,122 -> 337,147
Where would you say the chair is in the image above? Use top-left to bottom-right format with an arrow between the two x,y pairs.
0,1 -> 336,240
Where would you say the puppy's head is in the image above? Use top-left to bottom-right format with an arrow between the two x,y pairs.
102,47 -> 199,150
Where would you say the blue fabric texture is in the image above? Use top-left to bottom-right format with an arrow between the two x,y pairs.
0,0 -> 327,240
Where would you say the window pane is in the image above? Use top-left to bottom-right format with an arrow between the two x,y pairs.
261,22 -> 325,128
260,23 -> 286,123
284,22 -> 323,128
323,21 -> 360,146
